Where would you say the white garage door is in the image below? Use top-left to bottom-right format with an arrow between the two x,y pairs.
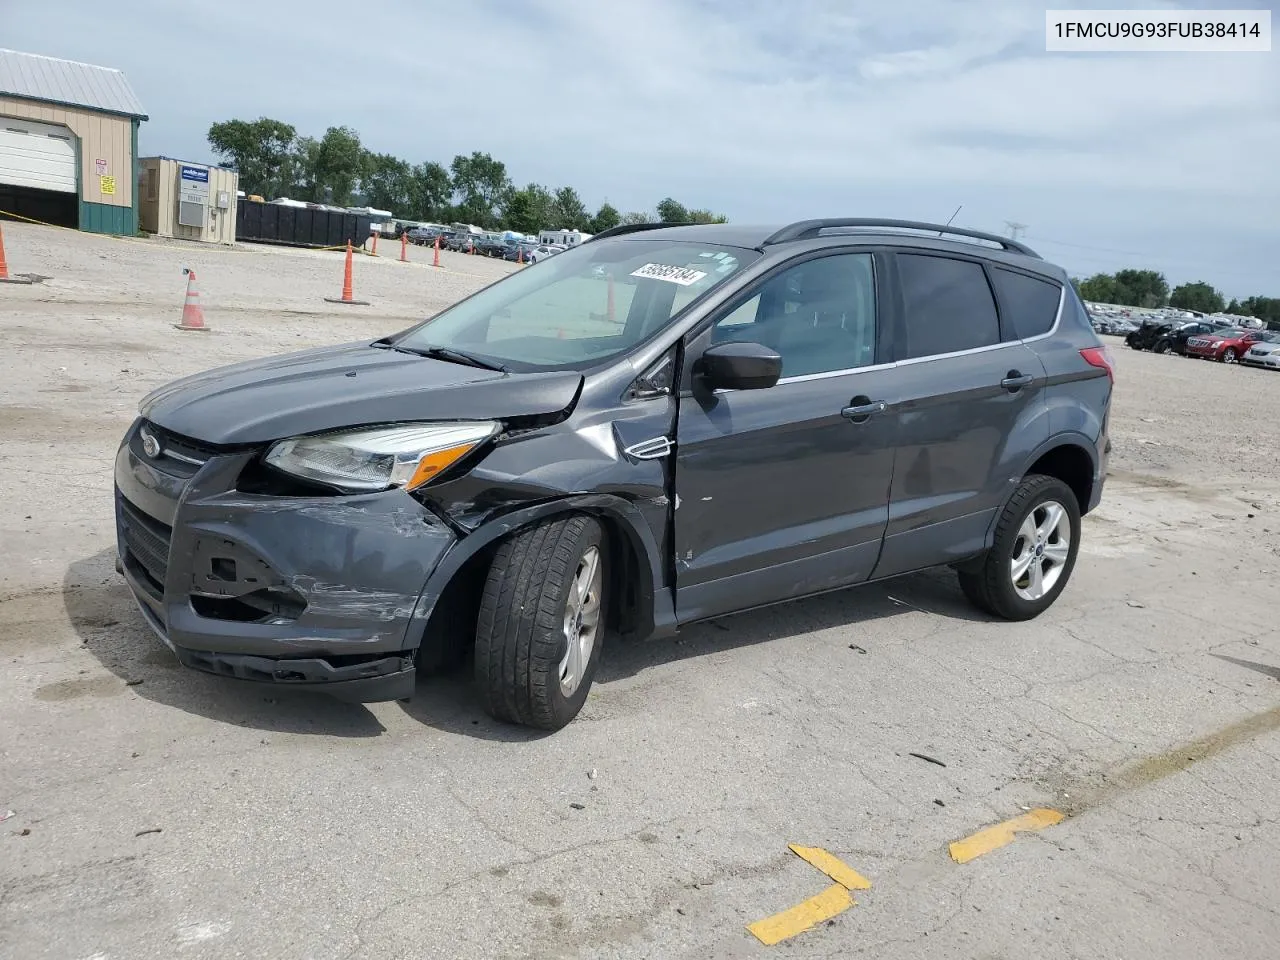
0,117 -> 76,193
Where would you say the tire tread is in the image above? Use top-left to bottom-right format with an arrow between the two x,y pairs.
475,514 -> 599,729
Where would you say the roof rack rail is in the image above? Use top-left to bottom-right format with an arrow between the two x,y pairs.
761,219 -> 1041,258
585,222 -> 689,243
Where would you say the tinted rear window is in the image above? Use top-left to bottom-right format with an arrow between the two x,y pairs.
898,254 -> 1000,358
990,268 -> 1063,339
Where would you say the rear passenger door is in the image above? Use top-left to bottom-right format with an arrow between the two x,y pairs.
870,253 -> 1053,580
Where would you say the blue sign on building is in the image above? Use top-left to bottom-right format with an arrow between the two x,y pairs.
180,165 -> 210,184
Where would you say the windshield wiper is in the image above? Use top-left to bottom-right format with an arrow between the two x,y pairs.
389,342 -> 508,373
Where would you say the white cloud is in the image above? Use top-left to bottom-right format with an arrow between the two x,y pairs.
3,0 -> 1277,294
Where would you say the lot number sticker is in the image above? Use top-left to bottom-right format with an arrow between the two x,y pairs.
631,263 -> 707,286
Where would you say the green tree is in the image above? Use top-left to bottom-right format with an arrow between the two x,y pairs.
656,197 -> 689,223
207,117 -> 297,196
407,161 -> 452,221
688,208 -> 728,224
549,186 -> 590,230
311,126 -> 364,206
590,202 -> 621,233
1113,268 -> 1169,308
1169,281 -> 1225,315
1077,273 -> 1118,304
289,135 -> 322,201
361,151 -> 413,213
1236,296 -> 1280,326
502,182 -> 555,234
1226,298 -> 1242,313
450,151 -> 511,227
620,210 -> 654,225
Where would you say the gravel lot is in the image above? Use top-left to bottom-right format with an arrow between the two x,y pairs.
2,221 -> 1279,960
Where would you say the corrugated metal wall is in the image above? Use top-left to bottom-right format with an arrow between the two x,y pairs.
0,94 -> 136,235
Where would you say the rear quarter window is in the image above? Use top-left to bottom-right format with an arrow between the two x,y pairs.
898,254 -> 1000,358
990,267 -> 1063,339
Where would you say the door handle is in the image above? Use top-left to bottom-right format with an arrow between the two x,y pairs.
1000,371 -> 1035,391
841,397 -> 886,422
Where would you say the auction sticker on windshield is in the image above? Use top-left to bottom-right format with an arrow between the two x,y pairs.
631,263 -> 708,286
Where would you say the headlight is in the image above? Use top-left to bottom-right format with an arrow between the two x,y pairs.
264,422 -> 499,492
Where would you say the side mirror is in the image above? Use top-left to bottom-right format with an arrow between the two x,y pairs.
697,341 -> 782,391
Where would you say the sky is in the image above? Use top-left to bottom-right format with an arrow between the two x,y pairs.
4,0 -> 1278,297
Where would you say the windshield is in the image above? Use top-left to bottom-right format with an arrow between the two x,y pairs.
394,237 -> 757,371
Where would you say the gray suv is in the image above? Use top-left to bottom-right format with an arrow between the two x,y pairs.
115,219 -> 1113,730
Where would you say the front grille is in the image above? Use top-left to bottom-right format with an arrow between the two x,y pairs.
132,421 -> 224,476
119,495 -> 173,596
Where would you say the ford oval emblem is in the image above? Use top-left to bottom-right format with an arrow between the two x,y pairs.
140,426 -> 162,459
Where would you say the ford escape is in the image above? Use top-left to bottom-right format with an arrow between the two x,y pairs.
115,218 -> 1114,730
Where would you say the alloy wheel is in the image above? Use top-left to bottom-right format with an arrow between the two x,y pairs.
1010,500 -> 1071,602
559,546 -> 603,697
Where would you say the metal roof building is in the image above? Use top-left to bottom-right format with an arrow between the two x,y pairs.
0,49 -> 148,236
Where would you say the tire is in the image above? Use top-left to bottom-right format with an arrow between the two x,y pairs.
957,475 -> 1081,621
1153,339 -> 1171,354
1221,347 -> 1237,363
474,515 -> 607,730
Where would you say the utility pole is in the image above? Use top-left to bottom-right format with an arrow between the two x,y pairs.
1004,221 -> 1027,241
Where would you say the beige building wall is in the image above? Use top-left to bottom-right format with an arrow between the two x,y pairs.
0,94 -> 132,208
139,157 -> 238,244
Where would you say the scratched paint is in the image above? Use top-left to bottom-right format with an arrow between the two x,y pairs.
948,808 -> 1065,864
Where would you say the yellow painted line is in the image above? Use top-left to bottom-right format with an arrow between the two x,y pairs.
948,808 -> 1066,864
747,884 -> 852,946
788,844 -> 872,890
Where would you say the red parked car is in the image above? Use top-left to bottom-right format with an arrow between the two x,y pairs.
1183,327 -> 1268,363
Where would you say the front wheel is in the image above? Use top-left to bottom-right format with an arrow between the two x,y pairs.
474,515 -> 607,730
1221,347 -> 1237,363
1153,339 -> 1171,354
957,475 -> 1081,621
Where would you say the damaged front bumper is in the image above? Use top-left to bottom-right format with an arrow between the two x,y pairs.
114,420 -> 457,702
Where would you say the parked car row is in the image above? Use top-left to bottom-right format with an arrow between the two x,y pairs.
1123,317 -> 1233,355
1186,327 -> 1280,365
1117,316 -> 1280,368
387,224 -> 570,265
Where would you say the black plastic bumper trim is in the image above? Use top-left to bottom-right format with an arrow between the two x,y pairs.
173,647 -> 416,702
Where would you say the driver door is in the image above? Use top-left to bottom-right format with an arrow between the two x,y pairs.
673,251 -> 899,623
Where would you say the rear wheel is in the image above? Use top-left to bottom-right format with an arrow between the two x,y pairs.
958,475 -> 1080,621
1153,339 -> 1171,354
474,515 -> 607,730
1221,347 -> 1238,363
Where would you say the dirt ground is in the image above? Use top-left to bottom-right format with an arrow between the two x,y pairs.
2,221 -> 1279,960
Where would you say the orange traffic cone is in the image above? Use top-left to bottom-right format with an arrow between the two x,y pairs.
517,248 -> 524,265
174,268 -> 210,331
400,232 -> 408,263
433,235 -> 441,268
0,223 -> 33,285
324,241 -> 369,306
370,232 -> 378,256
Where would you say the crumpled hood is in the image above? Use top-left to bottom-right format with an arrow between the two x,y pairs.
139,340 -> 584,445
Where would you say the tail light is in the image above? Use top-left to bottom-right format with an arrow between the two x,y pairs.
1080,346 -> 1114,384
